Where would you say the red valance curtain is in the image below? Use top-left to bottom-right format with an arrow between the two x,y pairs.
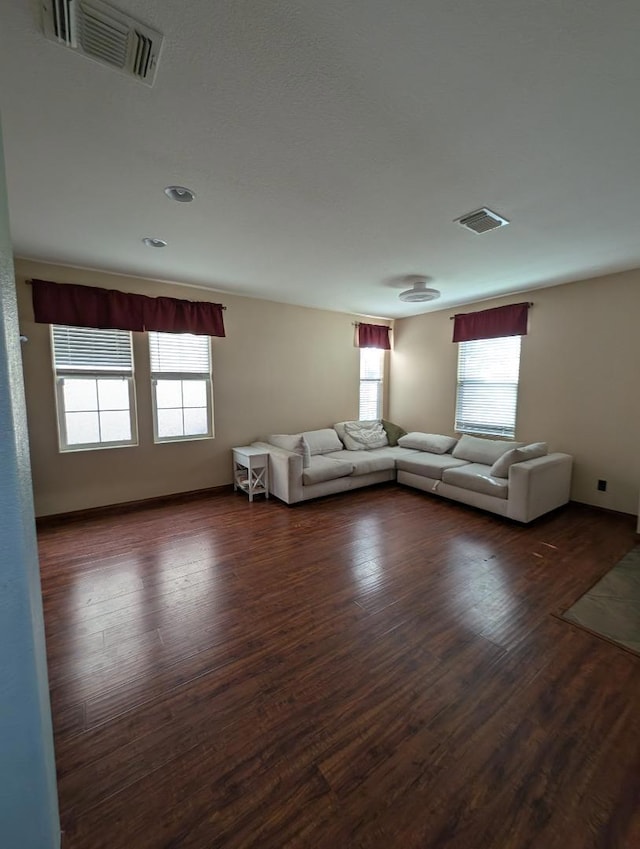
452,302 -> 530,343
356,323 -> 391,350
142,296 -> 225,335
31,279 -> 226,337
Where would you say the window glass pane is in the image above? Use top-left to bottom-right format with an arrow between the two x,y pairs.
65,411 -> 100,445
63,378 -> 98,412
183,407 -> 208,435
157,409 -> 184,438
360,348 -> 384,380
182,380 -> 207,407
99,411 -> 132,442
97,378 -> 129,411
156,379 -> 183,409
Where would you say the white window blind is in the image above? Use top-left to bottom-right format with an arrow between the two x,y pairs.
359,347 -> 384,420
51,325 -> 137,451
52,325 -> 133,372
455,336 -> 521,438
149,332 -> 213,442
149,332 -> 210,375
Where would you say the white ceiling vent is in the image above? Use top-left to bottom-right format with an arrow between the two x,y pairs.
42,0 -> 163,86
455,208 -> 509,234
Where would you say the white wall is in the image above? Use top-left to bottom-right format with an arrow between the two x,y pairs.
390,270 -> 640,515
0,122 -> 60,847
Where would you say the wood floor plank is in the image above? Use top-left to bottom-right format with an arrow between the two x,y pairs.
37,487 -> 640,849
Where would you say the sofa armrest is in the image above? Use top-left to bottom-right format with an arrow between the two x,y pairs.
507,452 -> 573,522
251,441 -> 304,504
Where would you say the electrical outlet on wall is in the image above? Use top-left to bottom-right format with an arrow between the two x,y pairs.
597,479 -> 607,492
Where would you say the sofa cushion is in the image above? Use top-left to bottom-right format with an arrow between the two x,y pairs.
397,432 -> 458,454
442,463 -> 509,499
302,455 -> 355,485
452,434 -> 523,465
342,420 -> 388,451
324,447 -> 398,475
302,428 -> 344,456
267,433 -> 311,468
381,420 -> 407,447
490,442 -> 549,478
396,453 -> 470,480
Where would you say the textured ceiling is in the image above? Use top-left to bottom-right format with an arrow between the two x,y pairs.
1,0 -> 639,318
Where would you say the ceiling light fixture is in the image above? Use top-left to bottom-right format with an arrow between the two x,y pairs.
398,280 -> 441,303
142,237 -> 167,248
164,185 -> 196,202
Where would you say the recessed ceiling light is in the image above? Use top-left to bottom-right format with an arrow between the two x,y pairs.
164,185 -> 196,202
142,237 -> 167,248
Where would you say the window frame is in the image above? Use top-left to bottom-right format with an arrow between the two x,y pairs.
148,332 -> 214,444
359,347 -> 385,421
454,335 -> 522,438
51,325 -> 138,453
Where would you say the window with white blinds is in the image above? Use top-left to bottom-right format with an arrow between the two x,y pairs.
359,347 -> 385,420
148,332 -> 213,442
455,336 -> 522,438
51,325 -> 137,451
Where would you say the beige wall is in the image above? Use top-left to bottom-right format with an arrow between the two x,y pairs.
390,268 -> 640,515
18,258 -> 640,517
16,259 -> 388,516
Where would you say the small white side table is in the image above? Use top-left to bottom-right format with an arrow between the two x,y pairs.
232,446 -> 269,502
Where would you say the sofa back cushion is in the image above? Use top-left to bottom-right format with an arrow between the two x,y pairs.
342,420 -> 388,451
452,434 -> 523,464
267,433 -> 311,468
302,428 -> 344,456
397,432 -> 458,455
490,442 -> 549,478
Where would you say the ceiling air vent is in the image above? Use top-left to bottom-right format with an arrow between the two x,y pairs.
42,0 -> 164,86
455,208 -> 509,234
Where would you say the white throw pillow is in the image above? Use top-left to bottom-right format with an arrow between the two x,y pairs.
302,428 -> 344,456
397,432 -> 458,455
267,433 -> 311,468
452,434 -> 523,465
342,420 -> 388,451
490,442 -> 549,478
334,420 -> 382,446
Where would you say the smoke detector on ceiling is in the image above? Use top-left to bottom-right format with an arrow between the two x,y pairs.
42,0 -> 164,86
398,280 -> 441,303
455,207 -> 509,234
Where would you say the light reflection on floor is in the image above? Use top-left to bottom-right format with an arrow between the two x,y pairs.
445,536 -> 521,632
66,535 -> 221,700
349,515 -> 385,597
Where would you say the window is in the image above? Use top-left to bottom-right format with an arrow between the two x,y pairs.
52,325 -> 137,451
149,332 -> 213,442
455,336 -> 522,437
359,347 -> 385,420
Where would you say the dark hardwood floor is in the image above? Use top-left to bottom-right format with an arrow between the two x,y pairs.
37,485 -> 640,849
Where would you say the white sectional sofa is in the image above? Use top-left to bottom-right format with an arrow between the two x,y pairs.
252,422 -> 573,524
